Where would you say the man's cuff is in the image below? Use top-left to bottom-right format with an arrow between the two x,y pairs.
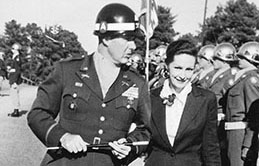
46,124 -> 67,147
60,133 -> 70,143
126,137 -> 138,154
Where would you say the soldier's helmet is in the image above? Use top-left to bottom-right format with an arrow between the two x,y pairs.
94,3 -> 143,39
237,41 -> 259,64
12,43 -> 22,50
198,45 -> 215,61
129,53 -> 143,64
213,42 -> 237,62
155,45 -> 167,57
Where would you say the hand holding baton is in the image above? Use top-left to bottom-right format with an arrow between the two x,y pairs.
47,141 -> 149,150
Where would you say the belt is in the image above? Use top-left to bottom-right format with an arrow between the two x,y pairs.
92,137 -> 102,150
217,113 -> 225,121
225,122 -> 247,130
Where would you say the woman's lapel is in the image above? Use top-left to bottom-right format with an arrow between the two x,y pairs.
151,87 -> 172,147
174,86 -> 203,145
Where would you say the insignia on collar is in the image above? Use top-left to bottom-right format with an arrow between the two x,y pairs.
122,81 -> 129,87
81,74 -> 89,79
228,79 -> 234,86
231,68 -> 238,75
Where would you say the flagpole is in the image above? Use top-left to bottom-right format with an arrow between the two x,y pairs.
145,0 -> 150,83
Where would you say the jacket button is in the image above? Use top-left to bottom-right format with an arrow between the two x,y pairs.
72,93 -> 77,98
98,129 -> 103,135
100,116 -> 105,121
101,103 -> 106,108
69,102 -> 77,110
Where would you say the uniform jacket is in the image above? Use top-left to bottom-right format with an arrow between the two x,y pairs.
7,55 -> 22,85
208,68 -> 236,114
27,54 -> 151,166
225,69 -> 259,149
194,69 -> 217,89
145,85 -> 221,166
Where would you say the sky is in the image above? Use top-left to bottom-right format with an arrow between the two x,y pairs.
0,0 -> 259,52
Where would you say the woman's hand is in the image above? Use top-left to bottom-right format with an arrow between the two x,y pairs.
109,138 -> 132,159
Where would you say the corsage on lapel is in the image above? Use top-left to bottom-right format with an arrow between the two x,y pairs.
122,84 -> 138,109
162,94 -> 176,106
160,79 -> 176,106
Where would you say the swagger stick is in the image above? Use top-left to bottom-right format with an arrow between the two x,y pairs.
47,141 -> 149,150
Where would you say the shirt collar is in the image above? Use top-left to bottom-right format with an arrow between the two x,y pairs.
160,79 -> 192,103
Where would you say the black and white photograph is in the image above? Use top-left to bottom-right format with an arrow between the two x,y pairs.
1,0 -> 259,165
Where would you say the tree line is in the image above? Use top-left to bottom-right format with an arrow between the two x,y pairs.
0,0 -> 258,84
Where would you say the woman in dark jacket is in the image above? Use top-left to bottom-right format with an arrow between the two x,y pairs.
145,39 -> 221,166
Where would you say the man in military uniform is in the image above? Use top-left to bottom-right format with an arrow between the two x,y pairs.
206,43 -> 239,166
27,3 -> 151,166
7,43 -> 23,117
225,41 -> 259,166
208,43 -> 238,123
192,44 -> 217,89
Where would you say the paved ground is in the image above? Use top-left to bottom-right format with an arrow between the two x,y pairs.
0,80 -> 144,166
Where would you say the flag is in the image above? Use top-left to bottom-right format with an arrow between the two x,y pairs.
139,0 -> 159,39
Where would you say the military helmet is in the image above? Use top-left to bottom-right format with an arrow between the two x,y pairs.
213,42 -> 237,62
198,44 -> 215,61
94,3 -> 142,38
155,45 -> 167,57
130,53 -> 143,64
12,43 -> 22,50
237,41 -> 259,64
127,53 -> 145,73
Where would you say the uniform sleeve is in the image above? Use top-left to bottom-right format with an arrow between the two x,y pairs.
27,62 -> 67,147
126,81 -> 151,154
202,93 -> 221,166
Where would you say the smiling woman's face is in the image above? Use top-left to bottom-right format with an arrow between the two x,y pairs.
168,53 -> 196,93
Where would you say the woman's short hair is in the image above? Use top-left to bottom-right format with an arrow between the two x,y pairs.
165,39 -> 198,65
